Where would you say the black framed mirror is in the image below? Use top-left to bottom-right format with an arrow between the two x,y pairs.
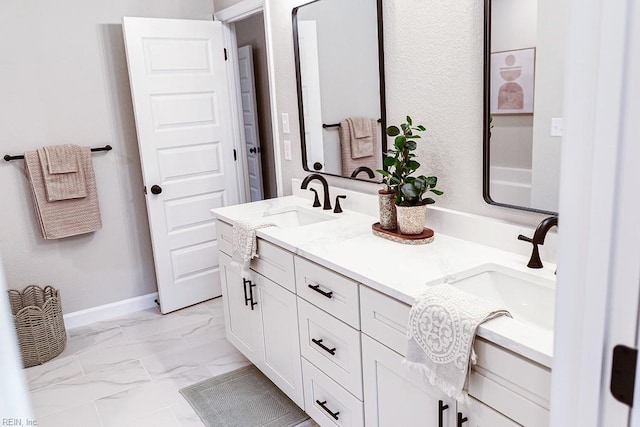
483,0 -> 564,215
293,0 -> 386,183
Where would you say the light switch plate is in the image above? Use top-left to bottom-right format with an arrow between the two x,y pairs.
283,140 -> 292,160
282,113 -> 290,134
550,118 -> 564,137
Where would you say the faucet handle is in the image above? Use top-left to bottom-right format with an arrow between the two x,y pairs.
517,234 -> 533,243
309,188 -> 321,207
334,195 -> 346,213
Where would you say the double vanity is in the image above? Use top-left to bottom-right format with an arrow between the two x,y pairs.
211,184 -> 555,427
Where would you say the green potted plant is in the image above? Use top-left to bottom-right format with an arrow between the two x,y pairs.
376,116 -> 443,235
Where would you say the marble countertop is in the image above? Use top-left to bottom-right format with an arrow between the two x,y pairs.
212,196 -> 556,368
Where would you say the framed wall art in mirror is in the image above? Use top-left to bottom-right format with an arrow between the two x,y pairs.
293,0 -> 386,183
483,0 -> 565,214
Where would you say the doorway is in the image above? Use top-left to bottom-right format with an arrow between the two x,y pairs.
233,12 -> 277,201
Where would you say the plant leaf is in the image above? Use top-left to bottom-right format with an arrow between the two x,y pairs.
416,125 -> 426,131
406,115 -> 413,125
424,198 -> 436,205
430,189 -> 444,196
405,140 -> 417,151
408,160 -> 420,170
383,157 -> 395,167
425,176 -> 438,187
394,135 -> 406,150
406,135 -> 422,139
386,126 -> 400,136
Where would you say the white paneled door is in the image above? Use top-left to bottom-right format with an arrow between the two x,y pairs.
238,45 -> 264,201
123,17 -> 239,314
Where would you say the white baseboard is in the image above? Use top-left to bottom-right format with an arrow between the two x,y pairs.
63,292 -> 159,330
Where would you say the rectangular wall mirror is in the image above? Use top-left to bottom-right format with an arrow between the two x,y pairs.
483,0 -> 565,214
293,0 -> 386,182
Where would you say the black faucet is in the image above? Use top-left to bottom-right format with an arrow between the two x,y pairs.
301,174 -> 332,210
518,216 -> 558,269
350,166 -> 375,179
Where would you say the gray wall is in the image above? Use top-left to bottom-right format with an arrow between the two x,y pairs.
267,0 -> 550,226
0,0 -> 215,313
236,13 -> 277,199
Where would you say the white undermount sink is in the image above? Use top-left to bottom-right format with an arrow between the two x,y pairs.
448,264 -> 555,331
261,206 -> 335,228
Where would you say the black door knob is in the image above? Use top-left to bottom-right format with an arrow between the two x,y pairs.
150,185 -> 162,195
249,147 -> 257,154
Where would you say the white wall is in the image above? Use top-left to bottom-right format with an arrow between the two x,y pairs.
214,0 -> 245,11
266,0 -> 550,226
530,0 -> 565,212
0,0 -> 215,313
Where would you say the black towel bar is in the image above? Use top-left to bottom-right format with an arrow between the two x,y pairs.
322,119 -> 382,129
3,145 -> 113,162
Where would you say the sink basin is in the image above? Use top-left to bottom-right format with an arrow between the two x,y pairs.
261,206 -> 335,228
448,264 -> 555,331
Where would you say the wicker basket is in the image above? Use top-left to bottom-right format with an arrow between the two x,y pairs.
8,285 -> 67,368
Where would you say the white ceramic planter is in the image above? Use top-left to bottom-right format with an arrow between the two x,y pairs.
395,204 -> 427,235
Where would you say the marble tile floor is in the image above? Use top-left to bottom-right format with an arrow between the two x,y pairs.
24,298 -> 318,427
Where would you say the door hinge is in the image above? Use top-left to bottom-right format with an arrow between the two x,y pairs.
143,186 -> 147,195
610,344 -> 637,406
233,149 -> 237,161
224,48 -> 228,61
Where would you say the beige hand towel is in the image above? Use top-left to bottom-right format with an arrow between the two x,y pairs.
39,145 -> 87,201
346,117 -> 374,159
24,148 -> 102,239
340,120 -> 380,177
403,284 -> 511,403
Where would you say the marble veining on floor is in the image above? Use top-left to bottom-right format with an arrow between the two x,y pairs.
25,298 -> 317,427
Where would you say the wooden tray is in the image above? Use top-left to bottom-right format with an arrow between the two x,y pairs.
371,223 -> 434,245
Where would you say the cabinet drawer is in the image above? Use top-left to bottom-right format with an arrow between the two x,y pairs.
298,298 -> 363,399
252,239 -> 295,292
215,220 -> 295,291
302,358 -> 364,427
474,338 -> 551,407
458,396 -> 522,427
468,371 -> 549,427
360,286 -> 410,356
295,257 -> 360,329
216,220 -> 233,256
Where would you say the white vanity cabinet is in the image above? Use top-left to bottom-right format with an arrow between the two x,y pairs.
359,285 -> 551,427
217,221 -> 304,408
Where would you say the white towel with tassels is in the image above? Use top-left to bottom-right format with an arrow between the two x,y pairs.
231,220 -> 276,277
403,284 -> 511,403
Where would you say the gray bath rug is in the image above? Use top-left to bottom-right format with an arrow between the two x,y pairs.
179,364 -> 310,427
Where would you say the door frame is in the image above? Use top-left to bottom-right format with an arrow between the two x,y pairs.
216,0 -> 284,198
551,0 -> 639,424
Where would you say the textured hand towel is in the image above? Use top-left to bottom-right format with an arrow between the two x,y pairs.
24,148 -> 102,239
346,117 -> 375,159
38,145 -> 87,201
44,144 -> 78,173
339,120 -> 380,177
231,220 -> 275,276
403,284 -> 511,403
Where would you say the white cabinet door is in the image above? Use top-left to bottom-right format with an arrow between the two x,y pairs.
362,334 -> 455,427
457,397 -> 522,427
219,253 -> 262,365
254,274 -> 304,408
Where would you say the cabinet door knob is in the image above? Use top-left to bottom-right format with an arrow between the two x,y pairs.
439,400 -> 449,427
457,412 -> 468,426
249,147 -> 257,153
150,185 -> 162,195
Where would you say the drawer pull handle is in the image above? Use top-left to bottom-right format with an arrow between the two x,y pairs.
316,400 -> 340,420
457,412 -> 468,426
438,400 -> 449,427
308,283 -> 333,299
311,338 -> 336,355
